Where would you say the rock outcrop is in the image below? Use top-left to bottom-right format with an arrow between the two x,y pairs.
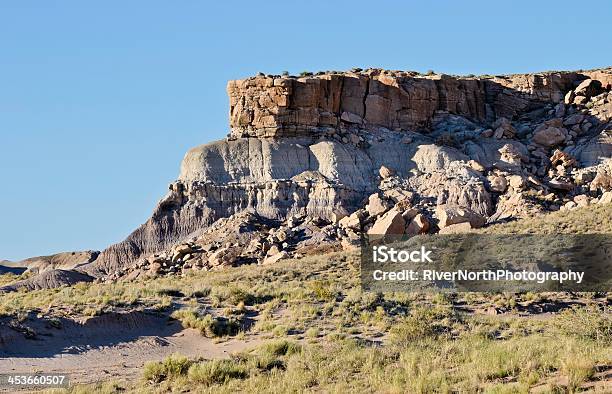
2,67 -> 611,291
227,70 -> 584,138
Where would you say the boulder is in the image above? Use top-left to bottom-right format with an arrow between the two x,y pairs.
598,191 -> 612,205
533,127 -> 566,147
171,243 -> 193,262
481,129 -> 494,138
208,247 -> 239,267
149,262 -> 162,274
488,175 -> 508,193
262,251 -> 289,265
340,111 -> 363,124
366,194 -> 391,216
401,208 -> 420,222
573,95 -> 588,105
492,117 -> 516,138
435,205 -> 486,229
591,171 -> 612,191
379,165 -> 395,179
550,149 -> 576,168
574,79 -> 602,99
548,179 -> 574,191
368,210 -> 406,235
383,188 -> 414,204
563,114 -> 585,127
562,201 -> 577,211
573,194 -> 590,207
498,144 -> 524,165
507,175 -> 525,190
339,211 -> 363,230
468,160 -> 485,172
406,214 -> 430,235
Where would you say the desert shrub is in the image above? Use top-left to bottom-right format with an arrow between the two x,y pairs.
187,359 -> 248,386
272,324 -> 288,337
210,285 -> 263,306
155,287 -> 184,297
390,306 -> 459,345
307,280 -> 336,301
561,356 -> 595,391
554,306 -> 612,343
188,285 -> 210,298
305,327 -> 319,339
143,353 -> 192,383
171,309 -> 241,337
260,340 -> 302,357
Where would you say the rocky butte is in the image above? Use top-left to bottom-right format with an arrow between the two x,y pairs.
2,67 -> 611,291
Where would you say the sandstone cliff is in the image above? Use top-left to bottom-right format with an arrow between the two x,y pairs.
227,70 -> 581,137
3,67 -> 611,290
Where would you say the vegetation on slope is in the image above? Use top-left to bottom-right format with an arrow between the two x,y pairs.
8,204 -> 612,392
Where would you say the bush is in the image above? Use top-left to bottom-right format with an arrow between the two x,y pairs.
260,340 -> 302,357
143,354 -> 192,383
390,306 -> 458,345
171,309 -> 242,337
561,356 -> 594,391
272,325 -> 288,337
305,327 -> 319,339
187,359 -> 248,386
308,280 -> 336,301
554,306 -> 612,343
211,286 -> 256,306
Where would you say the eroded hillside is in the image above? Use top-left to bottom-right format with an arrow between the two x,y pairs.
2,67 -> 611,291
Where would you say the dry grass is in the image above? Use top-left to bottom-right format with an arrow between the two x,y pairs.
59,321 -> 610,393
479,203 -> 612,235
14,204 -> 612,392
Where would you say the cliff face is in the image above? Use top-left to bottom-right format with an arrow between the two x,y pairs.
5,67 -> 611,287
227,70 -> 584,138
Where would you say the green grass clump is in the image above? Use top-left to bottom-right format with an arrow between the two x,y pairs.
187,359 -> 248,386
554,305 -> 612,343
171,309 -> 241,337
143,353 -> 192,383
390,306 -> 460,345
259,340 -> 302,357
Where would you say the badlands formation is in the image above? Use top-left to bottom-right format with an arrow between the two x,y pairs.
2,67 -> 612,290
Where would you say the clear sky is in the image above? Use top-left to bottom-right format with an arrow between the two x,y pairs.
1,1 -> 610,261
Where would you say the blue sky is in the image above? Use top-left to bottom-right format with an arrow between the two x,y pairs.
1,1 -> 610,261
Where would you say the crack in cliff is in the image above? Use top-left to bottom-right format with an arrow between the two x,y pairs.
362,76 -> 370,120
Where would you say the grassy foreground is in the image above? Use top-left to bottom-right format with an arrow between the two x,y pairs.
3,204 -> 608,392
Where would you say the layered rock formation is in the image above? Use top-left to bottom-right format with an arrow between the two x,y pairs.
226,70 -> 585,137
3,67 -> 612,290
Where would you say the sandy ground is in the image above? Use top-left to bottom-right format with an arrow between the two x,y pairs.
0,311 -> 261,387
